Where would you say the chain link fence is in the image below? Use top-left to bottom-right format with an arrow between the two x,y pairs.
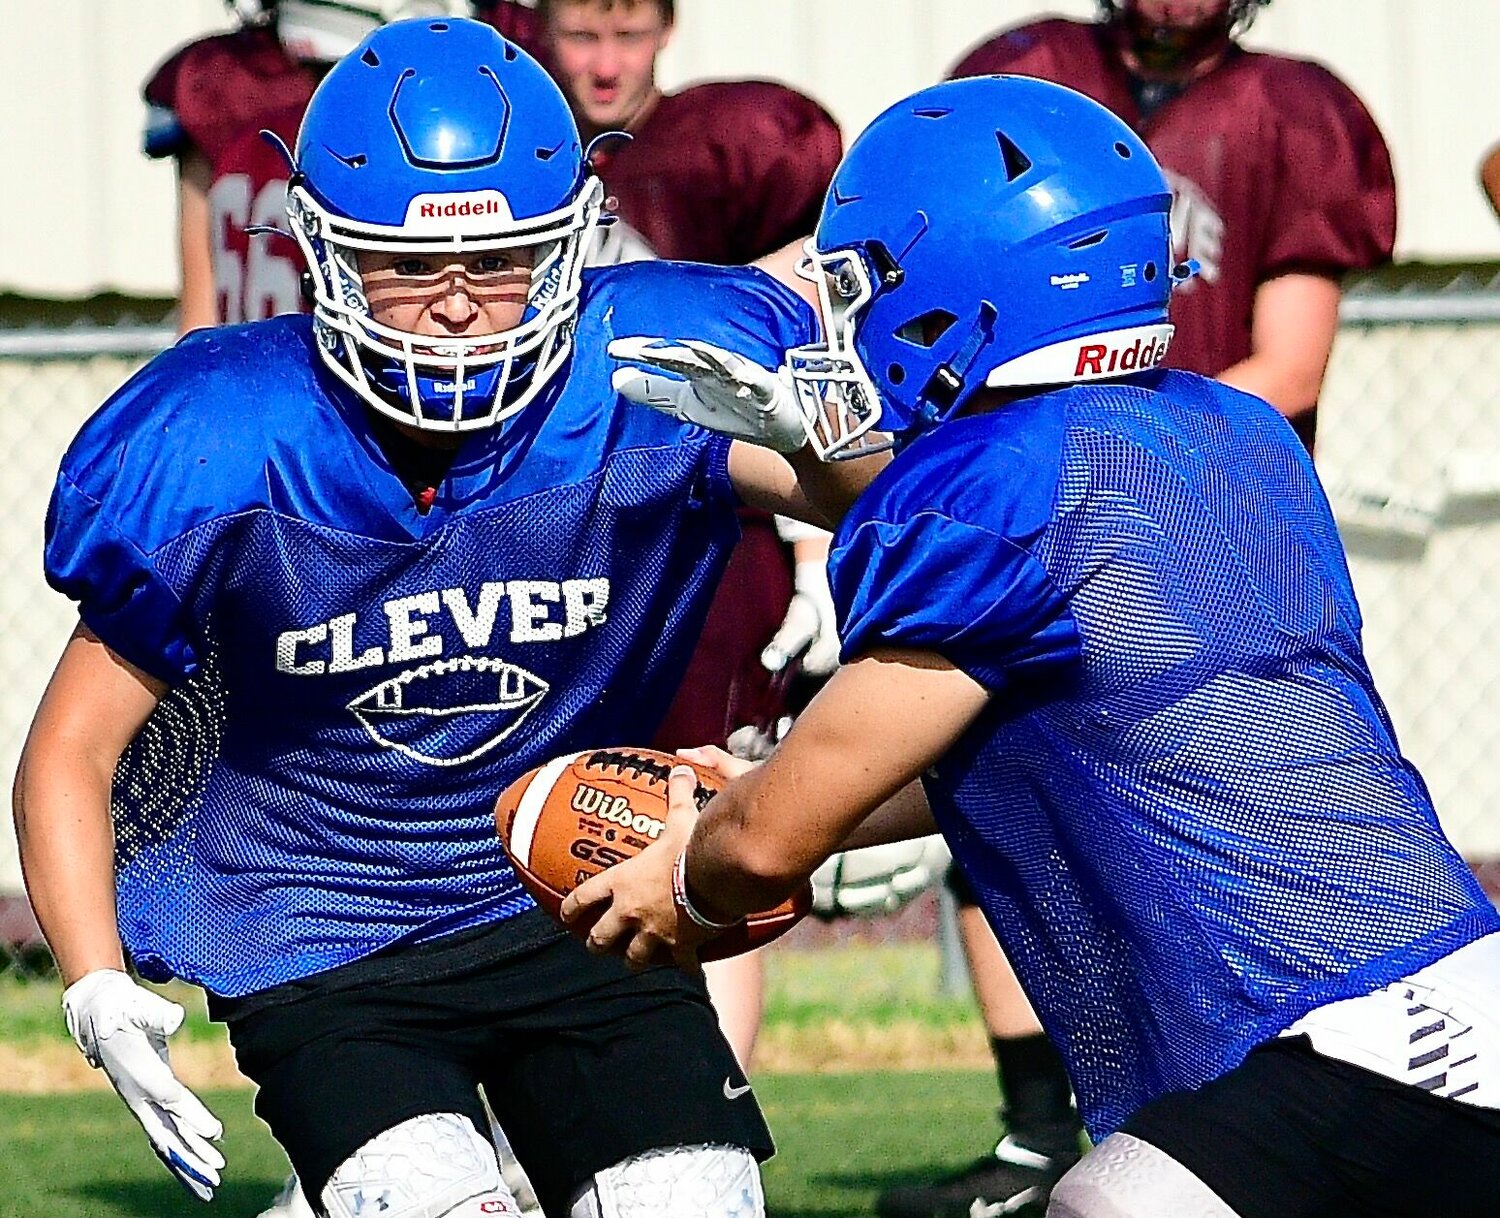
3,280 -> 1499,979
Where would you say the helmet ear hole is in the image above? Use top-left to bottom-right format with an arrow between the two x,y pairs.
888,364 -> 907,386
896,309 -> 959,349
1144,262 -> 1158,282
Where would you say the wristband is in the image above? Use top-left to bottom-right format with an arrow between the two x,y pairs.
672,849 -> 740,931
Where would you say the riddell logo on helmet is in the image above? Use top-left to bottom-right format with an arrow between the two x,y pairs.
1074,333 -> 1170,377
419,198 -> 504,219
404,191 -> 515,229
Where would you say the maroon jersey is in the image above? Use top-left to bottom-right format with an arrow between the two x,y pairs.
473,0 -> 545,56
590,81 -> 843,265
143,8 -> 545,165
585,81 -> 839,748
142,25 -> 317,165
209,104 -> 307,322
649,513 -> 794,752
951,18 -> 1395,445
145,7 -> 544,324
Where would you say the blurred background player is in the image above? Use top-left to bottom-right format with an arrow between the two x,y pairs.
538,0 -> 841,265
950,0 -> 1394,452
141,1 -> 539,333
536,0 -> 845,1067
872,4 -> 1401,1215
25,18 -> 877,1218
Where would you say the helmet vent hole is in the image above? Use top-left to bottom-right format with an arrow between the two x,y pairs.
913,106 -> 953,119
888,364 -> 907,386
1144,262 -> 1158,282
361,49 -> 380,66
897,309 -> 959,349
1114,141 -> 1132,159
1068,230 -> 1107,250
996,132 -> 1033,182
502,42 -> 518,61
429,22 -> 449,32
536,142 -> 561,162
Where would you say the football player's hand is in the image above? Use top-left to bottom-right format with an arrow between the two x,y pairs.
560,766 -> 723,970
63,969 -> 225,1202
762,558 -> 840,678
608,337 -> 806,453
675,745 -> 759,784
811,835 -> 953,920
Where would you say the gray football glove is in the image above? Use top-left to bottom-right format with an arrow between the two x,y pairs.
608,337 -> 806,453
63,969 -> 225,1201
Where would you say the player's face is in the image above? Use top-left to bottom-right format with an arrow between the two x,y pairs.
1123,0 -> 1232,27
544,1 -> 673,132
1114,0 -> 1235,76
358,247 -> 536,341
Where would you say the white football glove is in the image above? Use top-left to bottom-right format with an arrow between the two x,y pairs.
608,337 -> 806,453
811,835 -> 953,920
63,969 -> 225,1201
762,558 -> 840,678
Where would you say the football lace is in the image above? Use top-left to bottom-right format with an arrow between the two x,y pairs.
584,748 -> 717,809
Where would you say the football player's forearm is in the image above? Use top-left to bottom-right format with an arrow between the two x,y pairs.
13,751 -> 126,984
1215,353 -> 1321,423
684,777 -> 815,924
786,441 -> 888,527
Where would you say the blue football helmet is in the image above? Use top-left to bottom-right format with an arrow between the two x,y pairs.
788,76 -> 1182,458
287,16 -> 603,431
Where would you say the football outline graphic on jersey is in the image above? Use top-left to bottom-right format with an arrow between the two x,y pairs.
348,655 -> 550,767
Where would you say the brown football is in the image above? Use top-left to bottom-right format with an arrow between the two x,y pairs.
494,746 -> 810,962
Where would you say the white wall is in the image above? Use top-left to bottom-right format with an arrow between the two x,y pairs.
2,1 -> 1499,301
0,0 -> 228,297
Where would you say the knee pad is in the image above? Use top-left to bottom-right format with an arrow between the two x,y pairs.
1046,1134 -> 1238,1218
321,1112 -> 523,1218
569,1144 -> 764,1218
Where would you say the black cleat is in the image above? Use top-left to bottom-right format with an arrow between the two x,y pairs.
875,1136 -> 1081,1218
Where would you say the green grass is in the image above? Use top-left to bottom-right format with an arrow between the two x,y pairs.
0,1071 -> 998,1218
1,943 -> 982,1043
764,945 -> 980,1029
1,945 -> 992,1217
2,1089 -> 297,1218
0,976 -> 220,1044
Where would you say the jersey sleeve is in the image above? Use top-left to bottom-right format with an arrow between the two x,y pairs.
141,39 -> 195,159
596,260 -> 818,367
831,509 -> 1080,692
44,352 -> 220,682
46,472 -> 197,681
1259,62 -> 1396,277
140,28 -> 313,166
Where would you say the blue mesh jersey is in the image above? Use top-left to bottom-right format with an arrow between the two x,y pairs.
45,261 -> 814,998
830,370 -> 1500,1139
